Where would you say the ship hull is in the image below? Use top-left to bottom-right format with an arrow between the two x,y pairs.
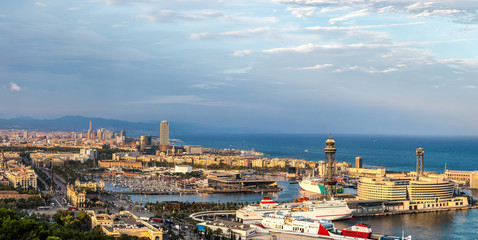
290,207 -> 353,221
299,180 -> 326,194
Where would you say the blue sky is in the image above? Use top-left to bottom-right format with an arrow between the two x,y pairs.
1,0 -> 478,135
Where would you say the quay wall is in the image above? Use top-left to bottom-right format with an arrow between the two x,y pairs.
354,204 -> 478,217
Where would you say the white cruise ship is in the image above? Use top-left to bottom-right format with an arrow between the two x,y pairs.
236,197 -> 299,224
289,199 -> 353,221
261,213 -> 335,237
236,197 -> 352,224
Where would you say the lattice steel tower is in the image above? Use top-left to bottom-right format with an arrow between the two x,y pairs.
323,133 -> 337,200
416,147 -> 424,180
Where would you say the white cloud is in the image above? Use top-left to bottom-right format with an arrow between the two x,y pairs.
414,9 -> 463,18
251,40 -> 464,56
405,1 -> 435,12
190,82 -> 232,89
286,7 -> 317,19
465,85 -> 476,89
378,6 -> 395,14
223,66 -> 252,74
260,42 -> 399,54
10,82 -> 21,91
191,27 -> 270,39
275,0 -> 476,22
233,50 -> 252,56
221,27 -> 269,37
139,9 -> 223,23
190,33 -> 211,39
286,63 -> 333,70
329,9 -> 369,24
306,22 -> 425,31
273,0 -> 344,4
263,43 -> 318,53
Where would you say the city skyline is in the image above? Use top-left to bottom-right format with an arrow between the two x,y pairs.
2,1 -> 478,135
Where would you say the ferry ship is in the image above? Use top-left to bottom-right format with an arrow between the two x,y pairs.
299,177 -> 344,194
236,197 -> 299,224
289,199 -> 353,221
236,196 -> 352,224
259,213 -> 411,240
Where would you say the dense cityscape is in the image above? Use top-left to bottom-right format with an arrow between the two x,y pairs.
3,0 -> 478,239
0,121 -> 476,239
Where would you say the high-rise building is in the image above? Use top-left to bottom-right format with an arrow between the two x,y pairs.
97,129 -> 104,140
87,121 -> 93,140
355,156 -> 363,168
140,135 -> 152,151
120,130 -> 126,138
160,120 -> 169,145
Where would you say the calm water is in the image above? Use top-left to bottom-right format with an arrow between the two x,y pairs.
174,133 -> 478,173
122,133 -> 478,240
334,209 -> 478,240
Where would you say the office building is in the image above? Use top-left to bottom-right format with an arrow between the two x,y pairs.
160,120 -> 169,145
445,170 -> 478,189
355,156 -> 363,168
87,121 -> 93,140
140,135 -> 152,151
184,145 -> 203,155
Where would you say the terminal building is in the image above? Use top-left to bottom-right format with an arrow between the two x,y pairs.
356,148 -> 469,212
358,176 -> 410,201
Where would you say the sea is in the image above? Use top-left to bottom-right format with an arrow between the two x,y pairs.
122,133 -> 478,240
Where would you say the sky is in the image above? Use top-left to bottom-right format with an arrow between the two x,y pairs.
1,0 -> 478,135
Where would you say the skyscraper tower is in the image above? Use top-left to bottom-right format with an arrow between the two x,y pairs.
87,121 -> 93,140
416,147 -> 424,180
140,135 -> 152,151
323,133 -> 337,200
160,120 -> 169,145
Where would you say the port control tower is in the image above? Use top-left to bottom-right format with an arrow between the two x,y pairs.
323,133 -> 337,200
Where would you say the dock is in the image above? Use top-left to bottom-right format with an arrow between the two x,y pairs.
353,204 -> 478,217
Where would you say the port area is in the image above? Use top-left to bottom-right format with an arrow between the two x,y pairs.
250,232 -> 317,240
109,187 -> 282,195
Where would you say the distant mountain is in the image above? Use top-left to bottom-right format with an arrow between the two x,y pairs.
0,115 -> 223,134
